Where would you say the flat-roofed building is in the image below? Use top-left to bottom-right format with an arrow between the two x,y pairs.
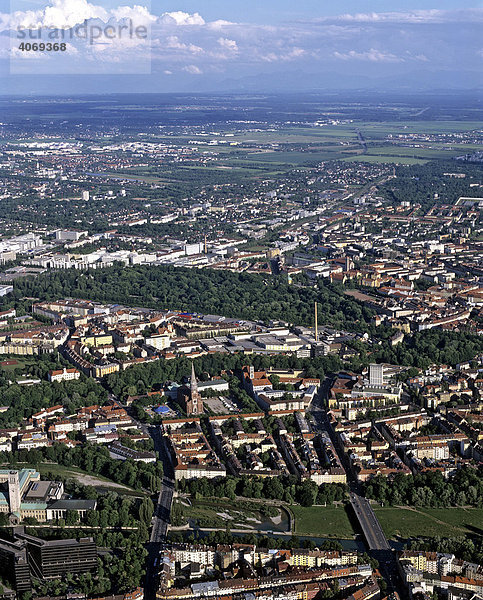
15,531 -> 97,580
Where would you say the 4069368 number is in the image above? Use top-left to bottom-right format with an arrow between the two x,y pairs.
18,43 -> 67,51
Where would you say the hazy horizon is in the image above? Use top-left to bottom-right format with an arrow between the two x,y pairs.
1,0 -> 482,95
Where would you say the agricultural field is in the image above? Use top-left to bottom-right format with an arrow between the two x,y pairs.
342,155 -> 429,165
154,120 -> 481,171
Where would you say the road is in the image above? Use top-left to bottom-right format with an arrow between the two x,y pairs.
109,394 -> 174,598
144,425 -> 175,598
356,130 -> 368,153
310,378 -> 403,595
350,491 -> 390,551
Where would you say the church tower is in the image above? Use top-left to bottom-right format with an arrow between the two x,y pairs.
8,471 -> 21,514
189,362 -> 202,415
178,363 -> 203,416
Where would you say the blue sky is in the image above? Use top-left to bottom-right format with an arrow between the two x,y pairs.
1,0 -> 482,94
10,0 -> 483,22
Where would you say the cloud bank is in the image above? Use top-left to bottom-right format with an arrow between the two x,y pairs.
1,0 -> 482,84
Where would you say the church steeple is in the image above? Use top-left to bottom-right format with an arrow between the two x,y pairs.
190,361 -> 198,395
178,362 -> 202,416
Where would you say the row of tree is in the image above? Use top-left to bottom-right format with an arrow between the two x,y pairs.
177,475 -> 348,507
363,467 -> 483,508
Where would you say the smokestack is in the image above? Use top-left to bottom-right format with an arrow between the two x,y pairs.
204,235 -> 208,254
314,302 -> 318,342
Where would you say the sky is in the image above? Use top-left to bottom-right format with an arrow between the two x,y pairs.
0,0 -> 482,94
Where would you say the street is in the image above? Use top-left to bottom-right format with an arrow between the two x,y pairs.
310,378 -> 404,595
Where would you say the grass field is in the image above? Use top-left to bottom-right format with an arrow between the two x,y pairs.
342,155 -> 429,165
365,146 -> 462,159
0,357 -> 36,372
291,505 -> 356,538
374,507 -> 483,538
239,150 -> 351,165
2,462 -> 146,496
292,505 -> 483,540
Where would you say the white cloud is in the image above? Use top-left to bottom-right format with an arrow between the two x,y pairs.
316,9 -> 483,24
217,37 -> 238,52
2,2 -> 482,79
2,0 -> 159,31
110,5 -> 156,25
8,0 -> 109,30
333,48 -> 403,62
166,35 -> 203,54
207,20 -> 235,30
182,64 -> 202,74
159,11 -> 205,26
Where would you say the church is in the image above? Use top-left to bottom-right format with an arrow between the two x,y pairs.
177,362 -> 203,416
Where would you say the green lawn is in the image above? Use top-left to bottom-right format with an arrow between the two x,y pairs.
0,357 -> 36,372
374,507 -> 483,538
291,505 -> 356,538
1,462 -> 145,496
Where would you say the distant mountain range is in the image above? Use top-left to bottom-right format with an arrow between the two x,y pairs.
1,68 -> 482,96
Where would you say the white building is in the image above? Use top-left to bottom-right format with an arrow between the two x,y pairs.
48,368 -> 81,383
0,285 -> 13,297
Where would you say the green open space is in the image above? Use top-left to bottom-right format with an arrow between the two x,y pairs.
235,150 -> 351,165
0,357 -> 37,372
342,155 -> 429,165
374,507 -> 483,539
291,505 -> 356,538
1,462 -> 146,497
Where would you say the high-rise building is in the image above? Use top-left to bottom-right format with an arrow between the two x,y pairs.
15,532 -> 97,580
0,538 -> 31,592
0,531 -> 97,592
369,363 -> 384,387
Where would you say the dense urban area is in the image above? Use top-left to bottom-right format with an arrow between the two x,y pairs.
0,93 -> 481,600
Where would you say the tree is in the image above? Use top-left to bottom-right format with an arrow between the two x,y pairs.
296,480 -> 318,507
65,510 -> 79,526
263,477 -> 284,500
138,498 -> 154,524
